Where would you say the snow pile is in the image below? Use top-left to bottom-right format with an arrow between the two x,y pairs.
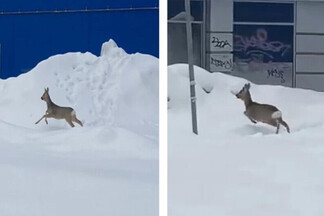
168,64 -> 324,216
0,40 -> 158,216
0,39 -> 158,136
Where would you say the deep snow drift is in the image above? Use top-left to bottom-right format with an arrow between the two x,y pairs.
168,64 -> 324,216
0,40 -> 158,216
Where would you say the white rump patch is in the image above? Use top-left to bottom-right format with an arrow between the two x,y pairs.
71,110 -> 76,116
271,111 -> 282,119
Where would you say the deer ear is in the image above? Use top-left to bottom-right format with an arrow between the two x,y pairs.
245,83 -> 250,90
46,87 -> 49,92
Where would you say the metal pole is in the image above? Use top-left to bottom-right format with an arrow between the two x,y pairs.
293,1 -> 297,88
185,0 -> 198,135
0,44 -> 1,78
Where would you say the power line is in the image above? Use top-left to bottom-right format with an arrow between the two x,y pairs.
0,6 -> 159,16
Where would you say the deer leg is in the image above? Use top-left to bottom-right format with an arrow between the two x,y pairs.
72,115 -> 83,127
250,118 -> 257,124
244,111 -> 257,124
66,118 -> 75,128
267,119 -> 280,134
35,114 -> 50,124
35,115 -> 45,124
279,118 -> 290,133
276,120 -> 280,134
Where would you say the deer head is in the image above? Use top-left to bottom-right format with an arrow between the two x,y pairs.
236,83 -> 251,101
41,87 -> 50,101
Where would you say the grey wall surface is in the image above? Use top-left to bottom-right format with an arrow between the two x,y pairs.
168,0 -> 324,92
296,1 -> 324,91
211,0 -> 324,91
209,0 -> 233,32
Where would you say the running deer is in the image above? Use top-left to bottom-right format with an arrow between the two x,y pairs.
235,83 -> 290,134
35,88 -> 83,127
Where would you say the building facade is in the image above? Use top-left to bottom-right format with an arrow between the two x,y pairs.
0,0 -> 158,79
168,0 -> 324,91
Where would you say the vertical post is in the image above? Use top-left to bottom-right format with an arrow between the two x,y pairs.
0,44 -> 1,78
293,1 -> 297,88
185,0 -> 198,135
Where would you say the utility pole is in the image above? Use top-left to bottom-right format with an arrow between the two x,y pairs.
185,0 -> 198,135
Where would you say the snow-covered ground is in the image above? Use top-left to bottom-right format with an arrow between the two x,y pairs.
168,64 -> 324,216
0,40 -> 158,216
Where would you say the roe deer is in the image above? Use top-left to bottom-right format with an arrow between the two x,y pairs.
235,83 -> 290,134
35,88 -> 83,127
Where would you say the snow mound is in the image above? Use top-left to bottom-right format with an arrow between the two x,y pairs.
0,39 -> 158,137
0,40 -> 158,216
100,39 -> 127,58
168,63 -> 324,216
168,63 -> 324,134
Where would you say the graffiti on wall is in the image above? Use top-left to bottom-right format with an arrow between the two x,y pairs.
209,33 -> 233,52
209,33 -> 233,72
266,64 -> 290,84
233,25 -> 293,86
209,54 -> 233,72
211,37 -> 232,49
234,28 -> 291,64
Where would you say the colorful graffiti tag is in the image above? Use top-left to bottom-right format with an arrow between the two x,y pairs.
234,26 -> 293,63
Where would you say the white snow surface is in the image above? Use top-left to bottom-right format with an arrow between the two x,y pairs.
0,40 -> 158,216
168,64 -> 324,216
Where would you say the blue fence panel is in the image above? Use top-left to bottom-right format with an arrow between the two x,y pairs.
0,0 -> 158,79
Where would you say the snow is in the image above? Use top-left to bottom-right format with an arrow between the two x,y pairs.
168,64 -> 324,216
0,39 -> 158,216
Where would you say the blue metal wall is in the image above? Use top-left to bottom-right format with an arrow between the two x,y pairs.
0,0 -> 159,78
